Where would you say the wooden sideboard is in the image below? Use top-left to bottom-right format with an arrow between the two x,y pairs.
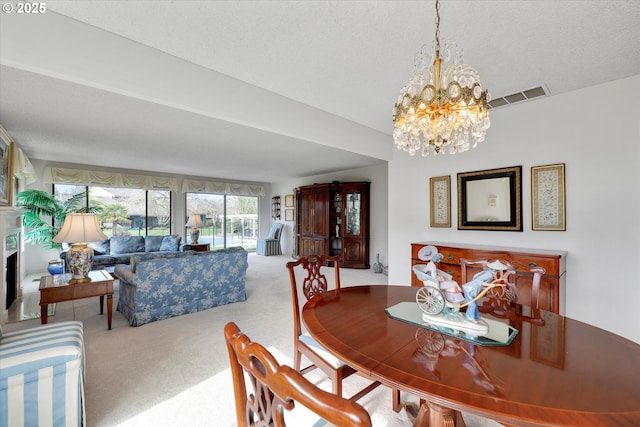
411,241 -> 567,314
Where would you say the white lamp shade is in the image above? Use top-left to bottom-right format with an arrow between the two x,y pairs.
53,213 -> 108,243
185,214 -> 204,228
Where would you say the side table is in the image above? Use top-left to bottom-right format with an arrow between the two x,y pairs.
183,243 -> 210,252
39,269 -> 114,330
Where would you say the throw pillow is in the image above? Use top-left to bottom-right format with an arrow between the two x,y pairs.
110,236 -> 145,255
145,236 -> 164,252
159,234 -> 181,252
88,240 -> 110,255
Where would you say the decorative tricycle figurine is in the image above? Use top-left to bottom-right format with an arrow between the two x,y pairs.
413,246 -> 508,335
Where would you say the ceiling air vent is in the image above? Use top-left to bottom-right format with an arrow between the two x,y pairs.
488,85 -> 548,109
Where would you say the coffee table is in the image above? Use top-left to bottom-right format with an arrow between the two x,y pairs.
39,269 -> 114,330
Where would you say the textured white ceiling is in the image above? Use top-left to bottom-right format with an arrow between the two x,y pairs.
1,1 -> 639,182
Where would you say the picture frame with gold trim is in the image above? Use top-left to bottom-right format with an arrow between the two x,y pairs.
430,175 -> 451,228
285,208 -> 295,222
531,163 -> 566,231
0,128 -> 14,206
284,194 -> 294,207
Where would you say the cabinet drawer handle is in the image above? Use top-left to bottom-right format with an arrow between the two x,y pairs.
446,254 -> 454,261
527,262 -> 539,267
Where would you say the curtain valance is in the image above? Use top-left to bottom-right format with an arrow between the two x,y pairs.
13,146 -> 36,184
43,167 -> 178,191
0,124 -> 36,184
181,178 -> 264,197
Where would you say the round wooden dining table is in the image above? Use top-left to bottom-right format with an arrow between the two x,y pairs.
301,285 -> 640,427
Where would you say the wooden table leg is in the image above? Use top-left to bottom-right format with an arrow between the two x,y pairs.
40,304 -> 48,324
106,294 -> 113,330
100,295 -> 104,314
393,389 -> 401,412
426,401 -> 463,427
409,401 -> 466,427
409,403 -> 430,427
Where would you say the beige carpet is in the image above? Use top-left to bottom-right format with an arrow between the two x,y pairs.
3,254 -> 500,427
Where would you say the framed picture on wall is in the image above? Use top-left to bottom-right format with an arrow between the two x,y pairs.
531,163 -> 566,231
284,194 -> 294,207
0,131 -> 14,206
429,175 -> 451,228
285,209 -> 295,221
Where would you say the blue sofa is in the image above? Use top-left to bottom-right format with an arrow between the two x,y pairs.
114,247 -> 248,326
0,321 -> 85,427
60,234 -> 184,271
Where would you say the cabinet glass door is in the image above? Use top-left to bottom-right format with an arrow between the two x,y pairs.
328,190 -> 343,257
346,191 -> 361,235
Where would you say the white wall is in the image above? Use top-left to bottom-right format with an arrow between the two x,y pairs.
269,163 -> 388,266
389,75 -> 640,344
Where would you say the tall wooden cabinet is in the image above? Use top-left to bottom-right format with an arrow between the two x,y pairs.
297,183 -> 329,257
296,181 -> 370,269
411,241 -> 567,314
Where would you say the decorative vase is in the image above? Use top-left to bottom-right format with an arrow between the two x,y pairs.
47,259 -> 64,275
190,227 -> 200,245
372,253 -> 383,274
66,243 -> 94,284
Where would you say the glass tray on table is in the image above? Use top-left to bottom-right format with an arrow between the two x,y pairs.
385,302 -> 518,346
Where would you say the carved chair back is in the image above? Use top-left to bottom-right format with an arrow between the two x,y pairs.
460,258 -> 546,323
286,254 -> 340,340
460,258 -> 517,306
285,254 -> 383,402
224,322 -> 372,427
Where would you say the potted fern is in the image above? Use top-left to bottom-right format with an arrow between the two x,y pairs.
15,190 -> 103,273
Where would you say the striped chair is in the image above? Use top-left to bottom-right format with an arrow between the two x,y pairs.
256,222 -> 284,256
0,321 -> 85,427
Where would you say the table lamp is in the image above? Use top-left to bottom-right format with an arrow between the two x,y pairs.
53,213 -> 108,284
185,214 -> 204,244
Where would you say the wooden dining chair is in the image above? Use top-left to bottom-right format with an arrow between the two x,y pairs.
286,254 -> 382,403
460,258 -> 515,308
460,258 -> 546,323
224,321 -> 372,427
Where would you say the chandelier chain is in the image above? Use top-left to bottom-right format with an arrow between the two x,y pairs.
435,0 -> 441,56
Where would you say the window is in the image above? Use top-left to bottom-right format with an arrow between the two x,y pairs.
53,184 -> 172,237
185,193 -> 258,251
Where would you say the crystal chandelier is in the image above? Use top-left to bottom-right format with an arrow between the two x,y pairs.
392,0 -> 490,156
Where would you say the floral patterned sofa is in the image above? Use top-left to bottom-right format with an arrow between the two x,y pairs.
60,234 -> 184,271
113,246 -> 248,326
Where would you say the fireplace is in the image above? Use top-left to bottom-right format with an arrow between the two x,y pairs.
1,207 -> 21,324
5,251 -> 17,309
